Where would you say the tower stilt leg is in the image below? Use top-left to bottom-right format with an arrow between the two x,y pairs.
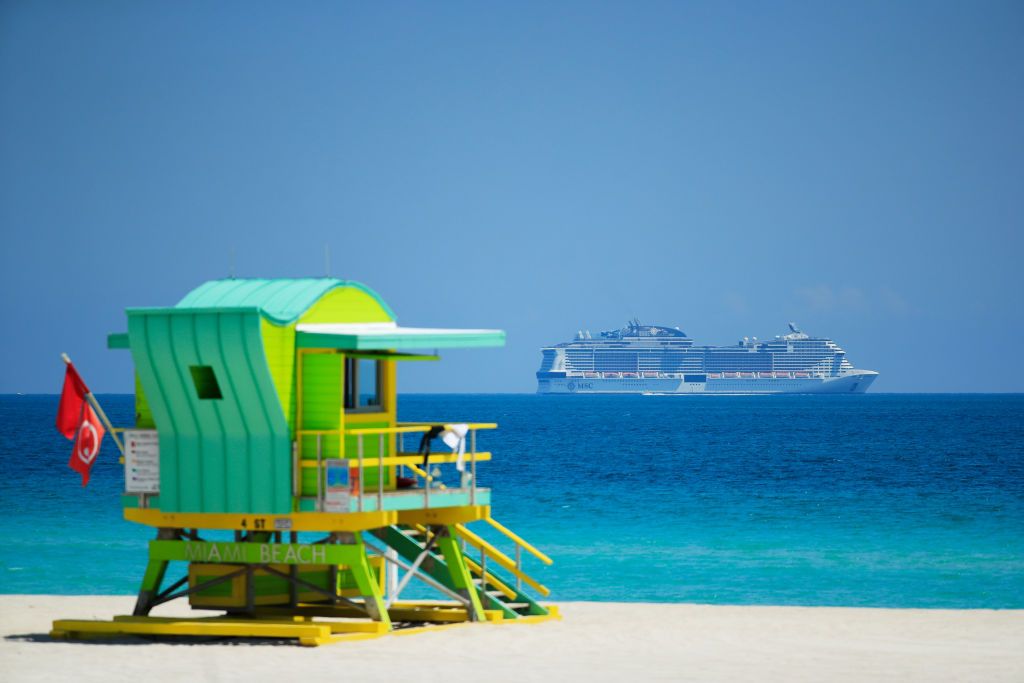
133,528 -> 177,616
334,532 -> 391,629
350,548 -> 391,628
437,526 -> 486,622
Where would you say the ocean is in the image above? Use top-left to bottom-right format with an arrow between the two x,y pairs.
1,393 -> 1022,608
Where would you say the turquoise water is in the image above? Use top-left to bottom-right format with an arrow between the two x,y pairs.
1,393 -> 1022,607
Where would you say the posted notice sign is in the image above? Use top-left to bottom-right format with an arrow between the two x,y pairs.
323,460 -> 350,513
124,430 -> 159,493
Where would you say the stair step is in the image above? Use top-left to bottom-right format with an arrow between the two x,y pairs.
481,591 -> 530,610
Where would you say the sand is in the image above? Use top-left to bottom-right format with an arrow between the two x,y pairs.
1,596 -> 1022,682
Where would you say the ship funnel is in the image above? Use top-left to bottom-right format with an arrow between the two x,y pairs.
788,322 -> 800,333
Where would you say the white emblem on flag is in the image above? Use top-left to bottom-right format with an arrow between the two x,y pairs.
77,420 -> 99,464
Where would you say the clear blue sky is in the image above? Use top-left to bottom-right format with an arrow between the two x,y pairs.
1,1 -> 1022,393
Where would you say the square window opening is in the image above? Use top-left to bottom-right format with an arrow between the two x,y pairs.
190,365 -> 223,400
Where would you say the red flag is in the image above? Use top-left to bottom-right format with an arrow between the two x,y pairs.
69,402 -> 105,486
56,363 -> 90,439
57,361 -> 105,486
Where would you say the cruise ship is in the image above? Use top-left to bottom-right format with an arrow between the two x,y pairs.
536,321 -> 878,394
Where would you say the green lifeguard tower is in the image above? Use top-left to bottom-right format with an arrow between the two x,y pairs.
52,278 -> 555,646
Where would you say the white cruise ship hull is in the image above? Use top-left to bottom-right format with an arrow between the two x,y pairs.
537,371 -> 878,395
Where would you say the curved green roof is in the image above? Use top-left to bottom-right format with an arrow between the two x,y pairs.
176,278 -> 395,325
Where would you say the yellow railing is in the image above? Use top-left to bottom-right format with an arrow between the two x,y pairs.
483,517 -> 553,566
346,422 -> 498,436
293,423 -> 496,512
294,452 -> 492,469
388,423 -> 495,497
454,523 -> 550,597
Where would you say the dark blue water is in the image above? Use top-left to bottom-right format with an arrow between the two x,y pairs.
1,394 -> 1022,607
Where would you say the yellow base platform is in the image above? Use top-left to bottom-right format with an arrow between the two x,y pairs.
50,602 -> 561,647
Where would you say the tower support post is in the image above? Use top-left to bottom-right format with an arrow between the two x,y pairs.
133,528 -> 177,616
436,525 -> 486,622
345,533 -> 391,628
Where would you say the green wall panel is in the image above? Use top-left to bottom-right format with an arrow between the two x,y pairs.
299,353 -> 341,498
134,372 -> 155,428
127,308 -> 291,514
261,319 -> 297,434
299,353 -> 342,457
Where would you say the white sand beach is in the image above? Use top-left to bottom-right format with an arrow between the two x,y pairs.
1,596 -> 1022,682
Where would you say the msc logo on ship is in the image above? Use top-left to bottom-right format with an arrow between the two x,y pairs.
567,382 -> 577,393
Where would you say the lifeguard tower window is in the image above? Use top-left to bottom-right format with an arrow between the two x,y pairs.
189,365 -> 223,400
343,357 -> 382,412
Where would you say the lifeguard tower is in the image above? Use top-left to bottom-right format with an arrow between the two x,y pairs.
52,278 -> 555,646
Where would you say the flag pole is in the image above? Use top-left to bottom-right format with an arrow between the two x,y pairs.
62,353 -> 125,455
